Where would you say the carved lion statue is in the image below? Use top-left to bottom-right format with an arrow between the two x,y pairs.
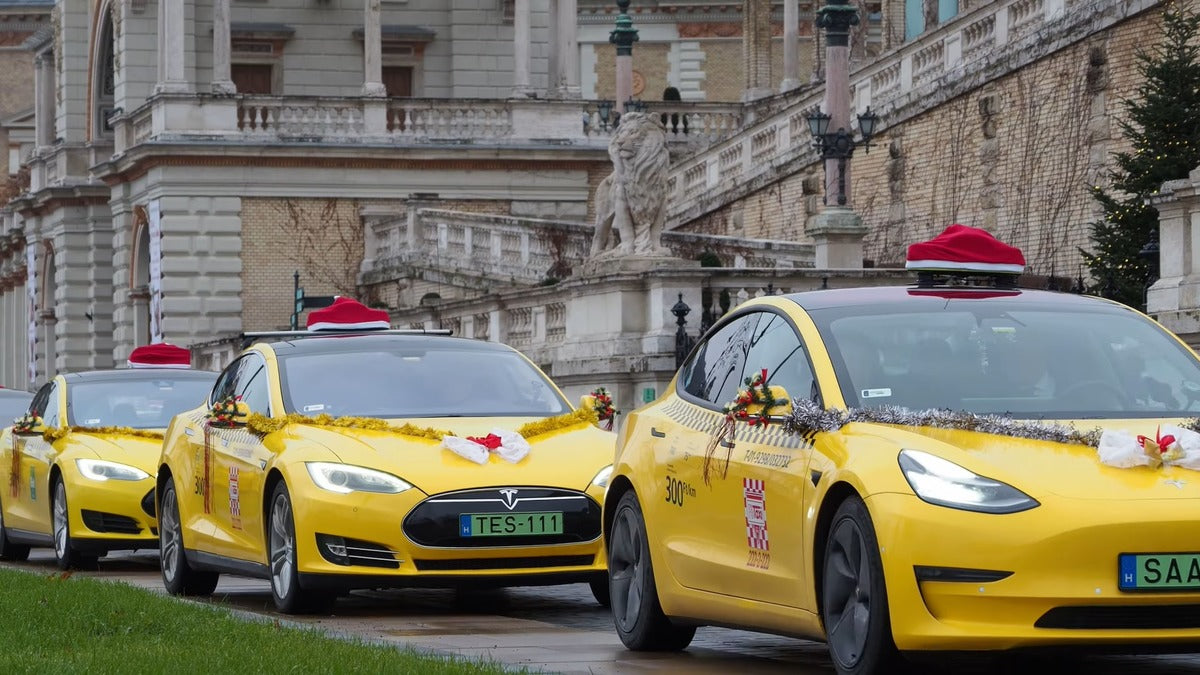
590,112 -> 672,259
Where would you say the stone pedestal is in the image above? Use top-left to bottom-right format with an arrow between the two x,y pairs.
577,255 -> 700,278
1148,174 -> 1200,347
806,207 -> 867,269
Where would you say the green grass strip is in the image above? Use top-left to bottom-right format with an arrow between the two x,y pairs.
0,568 -> 517,674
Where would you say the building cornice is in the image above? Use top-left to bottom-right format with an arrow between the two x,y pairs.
11,184 -> 111,218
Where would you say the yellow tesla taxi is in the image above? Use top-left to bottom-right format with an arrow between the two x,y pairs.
155,298 -> 614,613
0,347 -> 215,569
605,226 -> 1200,674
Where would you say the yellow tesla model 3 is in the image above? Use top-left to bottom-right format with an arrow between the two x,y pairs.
606,279 -> 1200,674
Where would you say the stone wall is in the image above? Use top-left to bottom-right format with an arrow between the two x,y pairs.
0,52 -> 33,120
678,5 -> 1159,277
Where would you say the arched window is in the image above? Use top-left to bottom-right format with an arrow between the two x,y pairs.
92,6 -> 116,138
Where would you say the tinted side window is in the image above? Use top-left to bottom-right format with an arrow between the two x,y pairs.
210,358 -> 242,405
29,383 -> 52,417
235,356 -> 270,416
743,312 -> 819,404
679,313 -> 760,405
41,383 -> 61,428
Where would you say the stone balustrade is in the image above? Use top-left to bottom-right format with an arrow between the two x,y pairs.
582,101 -> 745,146
361,208 -> 816,289
664,0 -> 1158,230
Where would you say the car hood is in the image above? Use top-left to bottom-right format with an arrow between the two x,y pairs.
287,417 -> 616,496
853,418 -> 1200,501
65,430 -> 165,475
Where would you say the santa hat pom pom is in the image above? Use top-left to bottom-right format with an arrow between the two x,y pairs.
128,343 -> 191,369
306,296 -> 390,332
905,224 -> 1026,274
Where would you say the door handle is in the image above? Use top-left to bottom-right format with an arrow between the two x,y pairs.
719,439 -> 735,449
650,427 -> 666,438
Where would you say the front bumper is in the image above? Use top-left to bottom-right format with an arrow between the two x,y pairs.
66,476 -> 158,552
871,492 -> 1200,651
291,484 -> 606,591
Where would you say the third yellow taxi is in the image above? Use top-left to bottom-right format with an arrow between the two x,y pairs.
155,298 -> 614,613
605,225 -> 1200,674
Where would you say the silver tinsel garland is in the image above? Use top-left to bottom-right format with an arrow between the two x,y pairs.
781,398 -> 1108,447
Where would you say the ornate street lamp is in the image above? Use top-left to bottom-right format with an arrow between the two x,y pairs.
806,105 -> 878,206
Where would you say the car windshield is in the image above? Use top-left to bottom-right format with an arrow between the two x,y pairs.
811,297 -> 1200,419
277,346 -> 569,418
67,374 -> 216,429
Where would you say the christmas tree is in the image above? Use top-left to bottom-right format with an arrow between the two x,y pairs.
1082,1 -> 1200,308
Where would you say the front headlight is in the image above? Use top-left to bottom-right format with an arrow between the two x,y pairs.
591,465 -> 614,488
76,459 -> 150,482
898,449 -> 1038,514
305,462 -> 413,495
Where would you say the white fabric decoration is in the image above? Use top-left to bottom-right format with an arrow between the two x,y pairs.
1097,430 -> 1156,469
440,429 -> 531,465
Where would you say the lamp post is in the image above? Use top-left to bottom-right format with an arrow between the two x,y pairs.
610,0 -> 639,115
802,0 -> 873,269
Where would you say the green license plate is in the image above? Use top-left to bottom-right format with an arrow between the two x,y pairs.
459,512 -> 564,537
1119,553 -> 1200,591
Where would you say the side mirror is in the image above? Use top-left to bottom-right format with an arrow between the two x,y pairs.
12,420 -> 47,436
742,385 -> 793,420
208,397 -> 251,428
231,401 -> 251,426
579,394 -> 597,411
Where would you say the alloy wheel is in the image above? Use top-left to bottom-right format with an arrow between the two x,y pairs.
270,492 -> 296,600
52,481 -> 68,560
824,518 -> 872,668
610,506 -> 644,632
160,490 -> 181,583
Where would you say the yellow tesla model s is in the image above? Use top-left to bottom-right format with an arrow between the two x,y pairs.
605,227 -> 1200,674
0,353 -> 215,569
155,300 -> 614,613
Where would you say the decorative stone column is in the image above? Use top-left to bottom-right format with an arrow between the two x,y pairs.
806,0 -> 868,268
155,0 -> 190,93
512,0 -> 532,97
553,0 -> 580,98
362,0 -> 386,97
1148,172 -> 1200,347
781,0 -> 800,92
211,0 -> 235,94
34,53 -> 54,147
610,0 -> 638,113
742,0 -> 772,100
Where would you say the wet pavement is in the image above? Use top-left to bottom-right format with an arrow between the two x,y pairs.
5,551 -> 1200,674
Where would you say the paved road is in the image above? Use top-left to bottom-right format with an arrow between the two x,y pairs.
7,551 -> 1200,674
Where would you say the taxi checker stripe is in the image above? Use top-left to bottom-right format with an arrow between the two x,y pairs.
663,399 -> 811,450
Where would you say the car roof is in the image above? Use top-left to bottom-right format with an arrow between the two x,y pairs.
263,333 -> 516,356
61,369 -> 217,383
0,389 -> 32,399
780,286 -> 1127,313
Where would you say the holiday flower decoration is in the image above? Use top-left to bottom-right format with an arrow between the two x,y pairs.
704,369 -> 791,484
442,429 -> 531,465
12,413 -> 43,435
590,387 -> 617,431
206,394 -> 244,429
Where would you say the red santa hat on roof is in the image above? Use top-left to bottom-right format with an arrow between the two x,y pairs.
906,224 -> 1026,274
128,343 -> 191,369
306,296 -> 390,332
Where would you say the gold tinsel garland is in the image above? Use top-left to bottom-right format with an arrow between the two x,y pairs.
243,407 -> 598,441
42,426 -> 166,444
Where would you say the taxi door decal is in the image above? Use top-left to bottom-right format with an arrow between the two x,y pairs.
743,478 -> 770,570
228,466 -> 242,530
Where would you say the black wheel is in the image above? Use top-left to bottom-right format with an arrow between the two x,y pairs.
590,577 -> 611,607
159,481 -> 219,596
609,490 -> 695,651
0,493 -> 29,562
821,496 -> 902,675
268,482 -> 335,615
52,478 -> 97,571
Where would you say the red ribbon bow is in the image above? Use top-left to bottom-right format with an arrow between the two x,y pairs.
1138,427 -> 1176,455
467,434 -> 503,450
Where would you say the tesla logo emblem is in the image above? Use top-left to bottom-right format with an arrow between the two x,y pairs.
499,489 -> 520,510
1165,479 -> 1187,489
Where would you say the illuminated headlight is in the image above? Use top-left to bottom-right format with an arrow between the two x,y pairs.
591,465 -> 614,488
76,459 -> 150,482
305,462 -> 413,495
898,450 -> 1038,514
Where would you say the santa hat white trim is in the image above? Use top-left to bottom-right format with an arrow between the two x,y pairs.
307,319 -> 391,332
905,259 -> 1025,274
128,362 -> 191,369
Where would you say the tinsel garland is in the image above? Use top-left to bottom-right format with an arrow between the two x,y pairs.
781,398 -> 1105,448
42,426 -> 166,444
243,407 -> 598,441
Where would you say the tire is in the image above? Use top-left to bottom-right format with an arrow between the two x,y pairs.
51,478 -> 98,571
821,496 -> 902,675
0,494 -> 29,562
589,577 -> 611,607
268,482 -> 335,615
159,481 -> 219,596
608,490 -> 695,651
